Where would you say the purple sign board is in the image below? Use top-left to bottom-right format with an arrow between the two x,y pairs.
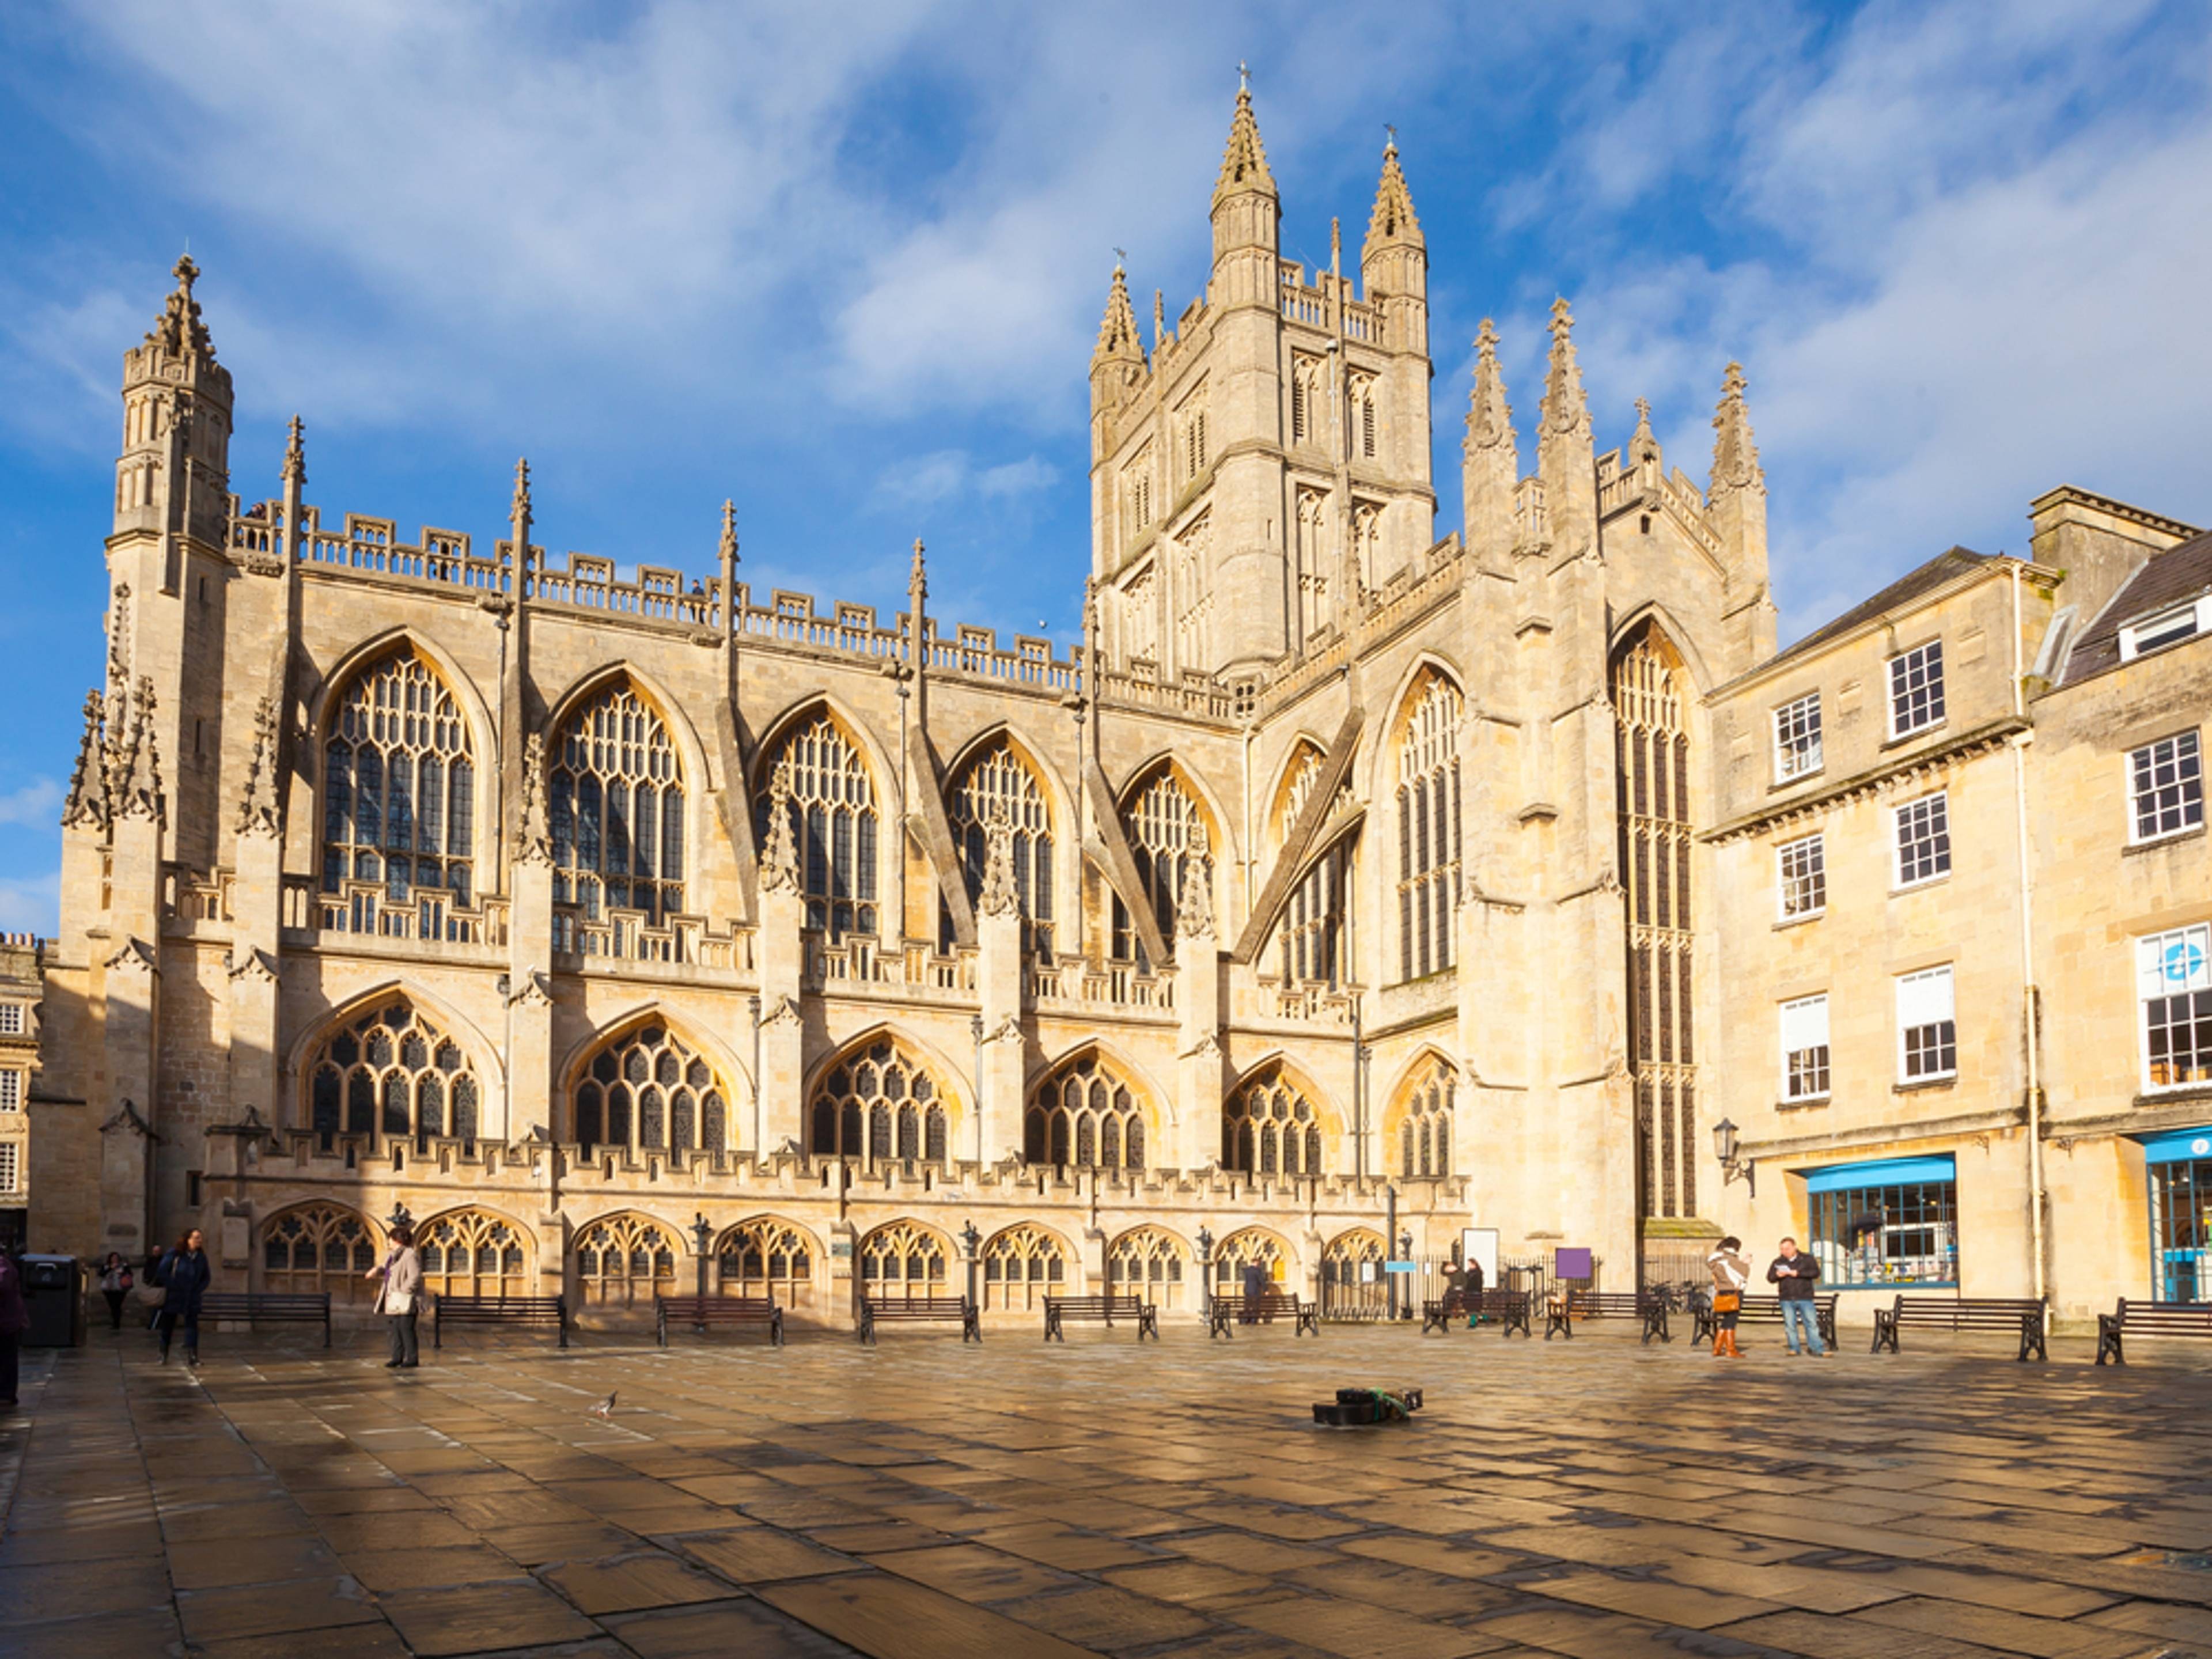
1554,1247 -> 1594,1281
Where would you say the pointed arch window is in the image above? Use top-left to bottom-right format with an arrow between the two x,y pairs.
858,1220 -> 949,1302
321,646 -> 476,913
1396,1058 -> 1454,1178
1319,1228 -> 1386,1319
717,1217 -> 815,1312
1114,767 -> 1209,968
551,681 -> 685,927
304,999 -> 479,1152
1295,488 -> 1333,641
261,1205 -> 379,1302
1223,1069 -> 1325,1178
1106,1226 -> 1189,1309
1349,372 -> 1379,460
1212,1226 -> 1288,1287
980,1224 -> 1069,1311
945,739 -> 1054,956
809,1037 -> 947,1165
574,1214 -> 680,1305
1025,1052 -> 1146,1171
571,1022 -> 726,1159
757,713 -> 878,940
1272,744 -> 1354,988
1395,670 -> 1463,982
418,1210 -> 530,1299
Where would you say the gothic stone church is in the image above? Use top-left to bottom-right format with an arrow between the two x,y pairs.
35,86 -> 1857,1326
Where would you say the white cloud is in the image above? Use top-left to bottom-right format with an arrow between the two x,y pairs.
0,780 -> 61,828
0,871 -> 58,936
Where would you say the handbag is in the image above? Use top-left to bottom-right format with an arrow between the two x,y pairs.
385,1290 -> 416,1316
1712,1291 -> 1741,1314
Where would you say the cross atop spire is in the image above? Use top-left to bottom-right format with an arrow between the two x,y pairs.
1631,396 -> 1660,467
1238,59 -> 1249,93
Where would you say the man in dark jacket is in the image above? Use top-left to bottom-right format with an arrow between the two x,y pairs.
1766,1237 -> 1828,1356
154,1229 -> 213,1369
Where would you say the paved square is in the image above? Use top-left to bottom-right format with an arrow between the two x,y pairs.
3,1321 -> 2211,1657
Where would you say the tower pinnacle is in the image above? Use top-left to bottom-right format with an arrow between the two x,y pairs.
1540,298 -> 1589,438
1090,263 -> 1143,368
1213,80 -> 1275,203
1710,362 -> 1764,495
1465,321 -> 1514,452
282,415 -> 306,487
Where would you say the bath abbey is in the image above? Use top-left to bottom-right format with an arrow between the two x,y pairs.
18,87 -> 2211,1330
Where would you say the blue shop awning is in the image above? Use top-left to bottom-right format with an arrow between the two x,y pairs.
2139,1127 -> 2212,1165
1802,1154 -> 1957,1194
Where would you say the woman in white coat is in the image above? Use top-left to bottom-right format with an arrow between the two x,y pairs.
370,1223 -> 423,1369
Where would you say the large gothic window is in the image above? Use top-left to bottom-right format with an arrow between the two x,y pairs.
573,1213 -> 680,1305
321,646 -> 476,909
261,1205 -> 379,1303
809,1037 -> 948,1164
946,739 -> 1054,956
418,1209 -> 531,1298
1614,623 -> 1697,1219
1025,1052 -> 1146,1171
1105,1226 -> 1189,1310
858,1219 -> 949,1302
1395,1057 -> 1454,1177
551,681 -> 685,925
1211,1226 -> 1289,1289
717,1217 -> 815,1312
1395,670 -> 1463,982
1319,1228 -> 1386,1319
980,1224 -> 1068,1311
1223,1068 -> 1325,1177
571,1022 -> 727,1159
1114,765 -> 1209,967
758,713 -> 879,940
1272,744 -> 1354,987
305,999 -> 480,1151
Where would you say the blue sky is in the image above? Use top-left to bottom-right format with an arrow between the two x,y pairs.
3,1 -> 2210,933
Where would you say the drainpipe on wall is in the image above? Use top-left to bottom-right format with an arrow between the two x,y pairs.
2010,560 -> 2047,1305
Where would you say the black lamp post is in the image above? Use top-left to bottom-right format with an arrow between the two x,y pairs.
1196,1225 -> 1213,1321
1714,1118 -> 1756,1198
385,1202 -> 414,1235
691,1211 -> 713,1304
961,1219 -> 980,1311
1399,1228 -> 1415,1320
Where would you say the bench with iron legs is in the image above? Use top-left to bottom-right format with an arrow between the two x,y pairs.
857,1295 -> 979,1345
1561,1290 -> 1673,1344
1873,1296 -> 2047,1361
1692,1294 -> 1838,1351
432,1294 -> 567,1349
2096,1298 -> 2212,1365
1043,1294 -> 1157,1341
200,1291 -> 332,1347
1421,1289 -> 1532,1338
655,1294 -> 783,1347
1207,1290 -> 1317,1338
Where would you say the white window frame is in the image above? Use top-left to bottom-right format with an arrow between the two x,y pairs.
1777,832 -> 1827,921
1887,639 -> 1946,739
2138,923 -> 2212,1093
1772,693 -> 1823,782
0,1142 -> 17,1194
1892,791 -> 1952,889
0,1069 -> 19,1111
1779,995 -> 1831,1103
2119,594 -> 2209,662
0,1003 -> 22,1036
2128,729 -> 2205,845
1896,965 -> 1957,1084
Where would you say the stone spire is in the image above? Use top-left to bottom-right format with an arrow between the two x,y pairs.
978,805 -> 1020,919
62,690 -> 108,830
1213,79 -> 1276,204
516,733 -> 552,865
1153,287 -> 1166,352
1464,321 -> 1514,454
233,695 -> 282,838
718,498 -> 740,635
1538,298 -> 1596,555
509,457 -> 532,573
1630,396 -> 1660,469
1364,133 -> 1422,253
1710,362 -> 1764,495
150,253 -> 215,364
1091,262 -> 1143,370
1461,320 -> 1519,555
282,415 -> 306,486
1540,298 -> 1589,442
761,766 -> 801,895
114,676 -> 165,827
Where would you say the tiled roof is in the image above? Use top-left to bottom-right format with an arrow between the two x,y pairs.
2064,528 -> 2212,683
1767,547 -> 1992,671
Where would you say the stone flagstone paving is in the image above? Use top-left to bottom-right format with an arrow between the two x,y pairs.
4,1320 -> 2212,1657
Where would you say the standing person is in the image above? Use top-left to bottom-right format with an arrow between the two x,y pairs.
1464,1254 -> 1486,1328
1240,1261 -> 1265,1325
1767,1236 -> 1827,1357
0,1250 -> 24,1410
369,1223 -> 423,1370
98,1253 -> 134,1331
1707,1236 -> 1750,1358
154,1228 -> 212,1368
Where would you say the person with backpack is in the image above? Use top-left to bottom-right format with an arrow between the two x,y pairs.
153,1228 -> 212,1368
98,1253 -> 134,1331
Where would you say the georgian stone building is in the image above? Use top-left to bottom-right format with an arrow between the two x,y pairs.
28,88 -> 2209,1328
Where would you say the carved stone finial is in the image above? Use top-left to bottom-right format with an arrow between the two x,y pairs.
1465,319 -> 1514,453
761,766 -> 801,895
106,585 -> 132,697
516,733 -> 552,865
1175,823 -> 1215,940
1366,134 -> 1421,249
978,805 -> 1020,919
283,415 -> 306,487
1630,396 -> 1660,468
719,499 -> 739,567
115,676 -> 165,827
511,457 -> 531,522
62,689 -> 108,830
234,695 -> 282,838
1091,264 -> 1142,367
1710,361 -> 1765,495
1541,297 -> 1589,440
152,253 -> 213,359
908,537 -> 927,604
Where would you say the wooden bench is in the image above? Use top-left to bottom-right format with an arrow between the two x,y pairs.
1043,1294 -> 1157,1342
432,1294 -> 567,1349
1421,1289 -> 1532,1338
1207,1290 -> 1317,1338
201,1291 -> 331,1347
1693,1294 -> 1838,1350
1562,1290 -> 1673,1344
2096,1298 -> 2212,1365
857,1295 -> 979,1345
655,1294 -> 783,1347
1873,1296 -> 2047,1361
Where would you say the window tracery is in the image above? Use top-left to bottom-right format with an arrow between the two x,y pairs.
1396,670 -> 1463,982
551,681 -> 685,927
321,646 -> 476,916
261,1204 -> 379,1301
1319,1228 -> 1386,1319
809,1037 -> 948,1164
1114,766 -> 1209,967
1273,744 -> 1354,987
1211,1226 -> 1289,1288
571,1022 -> 726,1158
418,1209 -> 531,1298
1223,1068 -> 1325,1177
757,713 -> 878,939
1394,1058 -> 1454,1177
304,999 -> 480,1151
1105,1226 -> 1188,1309
1025,1052 -> 1146,1170
717,1217 -> 815,1310
980,1224 -> 1068,1311
946,739 -> 1054,956
858,1219 -> 949,1301
573,1213 -> 680,1305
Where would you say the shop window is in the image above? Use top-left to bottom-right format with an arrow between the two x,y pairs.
1805,1158 -> 1957,1287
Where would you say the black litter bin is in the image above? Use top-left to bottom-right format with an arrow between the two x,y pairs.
21,1255 -> 86,1348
